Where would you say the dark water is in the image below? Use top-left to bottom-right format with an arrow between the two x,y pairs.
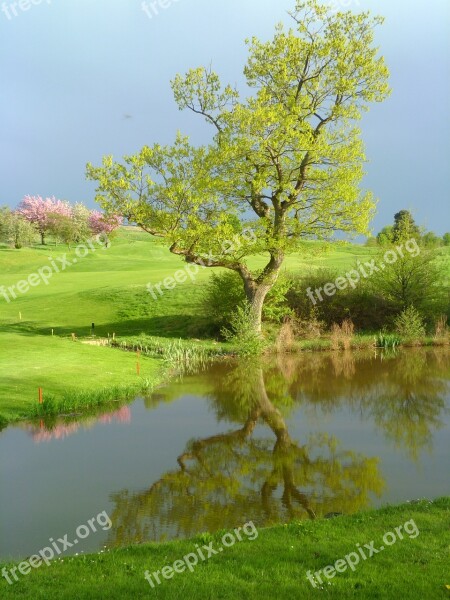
1,348 -> 449,560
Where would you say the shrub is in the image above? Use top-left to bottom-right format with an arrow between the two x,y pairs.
394,306 -> 426,339
294,308 -> 326,339
202,270 -> 291,332
202,271 -> 246,329
368,244 -> 448,326
434,315 -> 448,341
221,303 -> 266,356
330,318 -> 354,350
286,269 -> 391,331
276,318 -> 296,353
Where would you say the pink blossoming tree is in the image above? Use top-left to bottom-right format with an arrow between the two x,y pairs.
17,195 -> 72,245
88,211 -> 123,243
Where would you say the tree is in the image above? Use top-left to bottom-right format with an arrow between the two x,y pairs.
88,210 -> 123,243
0,207 -> 36,248
392,210 -> 421,242
443,233 -> 450,246
87,0 -> 390,333
46,212 -> 80,247
369,237 -> 447,321
72,203 -> 92,242
376,225 -> 394,246
422,231 -> 442,248
17,195 -> 72,245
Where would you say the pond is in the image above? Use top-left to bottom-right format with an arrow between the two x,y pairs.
1,348 -> 449,560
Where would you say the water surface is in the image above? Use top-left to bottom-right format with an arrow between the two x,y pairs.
1,348 -> 449,560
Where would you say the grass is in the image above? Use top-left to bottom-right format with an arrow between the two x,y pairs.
1,232 -> 449,598
0,497 -> 448,599
0,331 -> 162,423
0,228 -> 379,421
1,228 -> 448,423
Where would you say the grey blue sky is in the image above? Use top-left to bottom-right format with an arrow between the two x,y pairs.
1,0 -> 449,234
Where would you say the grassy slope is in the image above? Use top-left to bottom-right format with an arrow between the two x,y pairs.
0,498 -> 448,599
1,228 -> 449,421
0,228 -> 381,420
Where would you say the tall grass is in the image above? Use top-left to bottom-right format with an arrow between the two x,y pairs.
111,335 -> 227,373
27,381 -> 159,419
375,333 -> 401,349
330,319 -> 354,350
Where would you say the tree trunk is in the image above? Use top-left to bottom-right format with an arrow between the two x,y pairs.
241,251 -> 284,334
245,284 -> 272,334
40,231 -> 45,245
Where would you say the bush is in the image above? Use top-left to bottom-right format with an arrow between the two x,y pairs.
221,303 -> 266,356
293,308 -> 326,339
276,318 -> 296,353
286,269 -> 391,331
202,271 -> 246,329
202,270 -> 291,332
368,244 -> 448,326
394,306 -> 426,339
434,315 -> 448,339
330,318 -> 355,350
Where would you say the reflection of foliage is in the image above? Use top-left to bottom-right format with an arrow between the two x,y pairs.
109,349 -> 449,548
212,359 -> 295,423
272,350 -> 449,461
360,351 -> 448,460
107,367 -> 385,548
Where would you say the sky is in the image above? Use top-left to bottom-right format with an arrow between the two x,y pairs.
1,0 -> 449,235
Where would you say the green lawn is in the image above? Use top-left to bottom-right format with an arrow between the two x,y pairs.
0,228 -> 382,422
0,498 -> 448,599
1,227 -> 448,423
1,232 -> 449,599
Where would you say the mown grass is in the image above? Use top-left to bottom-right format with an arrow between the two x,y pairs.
0,498 -> 448,599
0,331 -> 163,424
1,228 -> 448,422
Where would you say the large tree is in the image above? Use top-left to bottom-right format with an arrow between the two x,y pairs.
86,0 -> 390,333
392,209 -> 421,242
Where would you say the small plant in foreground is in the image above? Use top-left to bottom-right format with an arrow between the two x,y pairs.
394,306 -> 426,339
330,318 -> 354,350
375,332 -> 401,349
434,314 -> 448,341
221,303 -> 266,356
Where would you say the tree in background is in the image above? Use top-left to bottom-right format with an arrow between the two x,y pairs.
12,196 -> 122,247
369,233 -> 447,324
442,232 -> 450,246
87,0 -> 390,334
376,225 -> 394,246
88,211 -> 123,245
17,195 -> 72,245
422,231 -> 443,248
46,212 -> 80,247
0,206 -> 36,248
72,203 -> 92,241
392,210 -> 421,242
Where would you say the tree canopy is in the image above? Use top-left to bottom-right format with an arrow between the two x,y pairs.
87,0 -> 390,331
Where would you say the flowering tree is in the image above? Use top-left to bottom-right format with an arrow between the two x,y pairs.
72,203 -> 92,241
88,211 -> 123,239
17,195 -> 72,245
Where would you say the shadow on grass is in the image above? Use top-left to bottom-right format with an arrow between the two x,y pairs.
1,315 -> 216,340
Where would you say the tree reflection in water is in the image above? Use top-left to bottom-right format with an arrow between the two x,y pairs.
105,349 -> 448,547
